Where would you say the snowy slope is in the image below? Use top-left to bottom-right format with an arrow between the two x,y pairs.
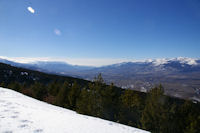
0,87 -> 149,133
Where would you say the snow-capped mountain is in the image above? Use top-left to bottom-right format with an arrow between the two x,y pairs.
0,57 -> 200,100
0,57 -> 199,73
145,57 -> 198,66
0,87 -> 149,133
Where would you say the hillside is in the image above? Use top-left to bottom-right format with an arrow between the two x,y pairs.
0,62 -> 90,88
0,87 -> 149,133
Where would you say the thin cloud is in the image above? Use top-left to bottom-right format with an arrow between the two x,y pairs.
54,29 -> 61,36
27,6 -> 35,14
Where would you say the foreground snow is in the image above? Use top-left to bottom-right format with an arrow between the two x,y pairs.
0,87 -> 149,133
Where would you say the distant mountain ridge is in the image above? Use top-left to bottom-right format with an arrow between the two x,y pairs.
0,57 -> 200,101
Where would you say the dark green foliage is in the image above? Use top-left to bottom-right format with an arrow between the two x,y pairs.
179,101 -> 200,133
119,89 -> 144,127
77,74 -> 106,117
68,81 -> 81,110
8,82 -> 21,92
81,82 -> 103,117
47,81 -> 61,96
141,85 -> 167,132
76,88 -> 90,115
0,82 -> 6,88
55,81 -> 70,107
76,74 -> 121,121
101,83 -> 121,121
1,62 -> 200,133
31,82 -> 47,100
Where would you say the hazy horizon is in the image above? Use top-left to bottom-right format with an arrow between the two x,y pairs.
0,56 -> 199,67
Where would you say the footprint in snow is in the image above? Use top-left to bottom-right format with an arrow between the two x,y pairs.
33,129 -> 43,133
2,102 -> 12,107
11,115 -> 18,119
0,100 -> 5,103
9,106 -> 16,109
3,104 -> 8,107
6,102 -> 12,106
13,111 -> 19,114
20,119 -> 33,123
83,116 -> 88,119
0,116 -> 5,118
2,131 -> 13,133
3,109 -> 9,112
19,124 -> 29,128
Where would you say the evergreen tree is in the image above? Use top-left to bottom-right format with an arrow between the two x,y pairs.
184,114 -> 200,133
32,82 -> 47,100
87,82 -> 103,117
8,82 -> 21,92
141,85 -> 167,133
0,82 -> 6,88
68,81 -> 81,110
119,89 -> 143,127
94,73 -> 104,84
55,81 -> 70,107
47,81 -> 60,96
76,88 -> 90,115
180,100 -> 200,133
77,74 -> 105,117
101,83 -> 121,121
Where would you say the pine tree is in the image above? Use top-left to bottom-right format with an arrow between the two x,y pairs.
101,83 -> 121,121
0,82 -> 6,88
77,74 -> 105,117
8,82 -> 21,92
76,88 -> 90,115
94,73 -> 104,84
47,81 -> 60,96
32,82 -> 47,100
55,81 -> 70,107
119,89 -> 143,127
180,100 -> 200,133
68,81 -> 81,110
141,85 -> 167,133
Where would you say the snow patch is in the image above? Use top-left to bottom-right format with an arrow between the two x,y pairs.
145,57 -> 198,66
21,72 -> 28,76
152,59 -> 169,66
176,57 -> 198,65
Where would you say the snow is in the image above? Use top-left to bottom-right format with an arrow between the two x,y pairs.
0,56 -> 199,68
0,87 -> 149,133
144,57 -> 198,66
21,72 -> 28,76
151,59 -> 169,66
175,57 -> 198,65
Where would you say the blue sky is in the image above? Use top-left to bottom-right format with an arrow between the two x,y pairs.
0,0 -> 200,64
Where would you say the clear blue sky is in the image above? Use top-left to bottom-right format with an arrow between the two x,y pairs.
0,0 -> 200,60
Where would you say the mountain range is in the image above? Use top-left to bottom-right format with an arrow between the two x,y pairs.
0,57 -> 200,101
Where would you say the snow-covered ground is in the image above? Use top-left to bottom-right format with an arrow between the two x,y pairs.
0,87 -> 149,133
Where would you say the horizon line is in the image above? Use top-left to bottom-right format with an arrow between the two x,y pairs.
0,56 -> 199,67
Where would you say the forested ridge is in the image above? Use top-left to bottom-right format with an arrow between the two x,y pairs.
0,62 -> 200,133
